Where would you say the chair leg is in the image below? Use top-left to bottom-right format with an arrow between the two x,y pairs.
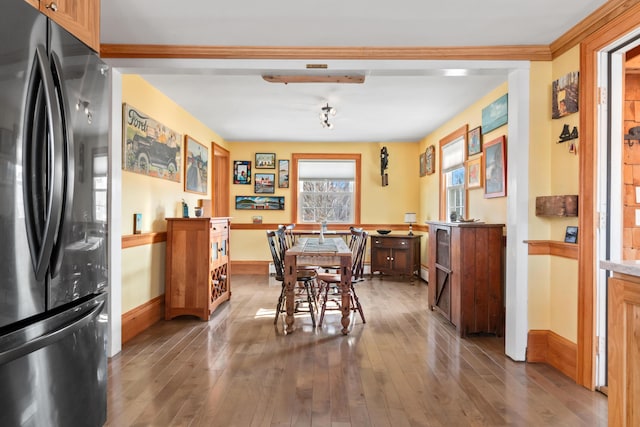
351,284 -> 366,324
274,283 -> 286,325
319,281 -> 331,327
304,281 -> 316,327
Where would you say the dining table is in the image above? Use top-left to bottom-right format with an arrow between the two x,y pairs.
284,237 -> 353,334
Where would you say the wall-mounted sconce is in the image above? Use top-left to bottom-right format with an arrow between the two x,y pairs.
624,126 -> 640,147
380,146 -> 389,186
558,124 -> 578,143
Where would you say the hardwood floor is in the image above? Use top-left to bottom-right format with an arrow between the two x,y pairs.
106,275 -> 607,426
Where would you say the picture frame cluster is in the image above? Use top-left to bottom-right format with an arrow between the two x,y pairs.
234,153 -> 289,210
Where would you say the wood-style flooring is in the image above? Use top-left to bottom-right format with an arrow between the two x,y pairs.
106,274 -> 608,426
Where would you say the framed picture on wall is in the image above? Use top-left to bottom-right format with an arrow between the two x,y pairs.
278,159 -> 289,188
122,103 -> 181,182
565,226 -> 578,243
483,135 -> 507,198
425,145 -> 435,175
255,153 -> 275,169
233,160 -> 251,184
552,71 -> 579,119
467,126 -> 482,156
481,94 -> 508,134
419,152 -> 427,177
235,196 -> 284,210
184,135 -> 208,194
466,156 -> 483,189
254,173 -> 275,194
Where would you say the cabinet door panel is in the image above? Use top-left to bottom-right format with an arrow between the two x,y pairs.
371,248 -> 390,271
42,0 -> 100,51
392,249 -> 410,273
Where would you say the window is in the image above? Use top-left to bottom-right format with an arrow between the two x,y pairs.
292,154 -> 361,224
439,126 -> 467,220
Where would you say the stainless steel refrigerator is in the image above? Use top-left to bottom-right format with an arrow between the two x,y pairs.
0,1 -> 109,425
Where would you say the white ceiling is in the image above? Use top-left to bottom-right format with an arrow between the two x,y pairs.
100,0 -> 607,143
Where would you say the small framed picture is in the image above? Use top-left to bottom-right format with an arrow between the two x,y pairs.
255,153 -> 276,169
254,173 -> 275,194
419,152 -> 427,177
233,160 -> 251,184
133,213 -> 142,234
484,135 -> 507,198
278,159 -> 289,188
467,126 -> 482,157
466,155 -> 483,189
425,145 -> 435,175
565,226 -> 578,243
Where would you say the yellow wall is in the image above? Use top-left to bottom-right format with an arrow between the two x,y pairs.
121,75 -> 227,312
527,61 -> 554,332
549,46 -> 580,342
418,82 -> 510,265
229,141 -> 421,261
527,46 -> 580,342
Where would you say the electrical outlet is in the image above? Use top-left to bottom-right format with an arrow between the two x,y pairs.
636,209 -> 640,226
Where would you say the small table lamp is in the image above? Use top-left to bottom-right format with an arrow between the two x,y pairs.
404,212 -> 417,235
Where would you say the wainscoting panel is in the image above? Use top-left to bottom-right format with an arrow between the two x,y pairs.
527,329 -> 577,382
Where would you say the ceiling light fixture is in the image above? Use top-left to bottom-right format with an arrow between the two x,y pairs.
320,103 -> 336,129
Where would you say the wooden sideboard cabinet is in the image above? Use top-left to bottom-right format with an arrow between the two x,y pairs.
24,0 -> 100,52
165,217 -> 231,321
370,234 -> 422,279
426,221 -> 504,337
608,272 -> 640,427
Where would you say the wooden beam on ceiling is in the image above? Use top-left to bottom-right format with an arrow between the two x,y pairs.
99,44 -> 552,61
262,74 -> 365,84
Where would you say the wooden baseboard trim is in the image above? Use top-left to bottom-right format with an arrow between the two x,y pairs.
527,329 -> 577,382
231,260 -> 270,275
122,295 -> 165,344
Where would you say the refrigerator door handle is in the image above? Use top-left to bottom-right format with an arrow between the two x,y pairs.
0,298 -> 104,366
22,45 -> 65,282
48,51 -> 75,278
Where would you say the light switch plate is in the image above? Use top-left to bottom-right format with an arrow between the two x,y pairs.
636,209 -> 640,226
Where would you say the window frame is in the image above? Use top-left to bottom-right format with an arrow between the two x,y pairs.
439,125 -> 468,221
291,153 -> 361,225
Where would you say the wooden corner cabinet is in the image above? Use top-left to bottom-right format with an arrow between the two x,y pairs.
370,234 -> 422,279
165,217 -> 231,321
426,221 -> 504,337
24,0 -> 100,52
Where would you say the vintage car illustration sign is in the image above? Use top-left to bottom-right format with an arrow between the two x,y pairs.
123,104 -> 182,182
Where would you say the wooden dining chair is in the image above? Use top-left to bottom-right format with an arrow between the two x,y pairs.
316,228 -> 368,327
267,229 -> 318,326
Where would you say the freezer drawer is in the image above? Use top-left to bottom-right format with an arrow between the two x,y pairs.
0,293 -> 107,427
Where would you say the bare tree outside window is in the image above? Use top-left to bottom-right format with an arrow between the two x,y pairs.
300,179 -> 353,223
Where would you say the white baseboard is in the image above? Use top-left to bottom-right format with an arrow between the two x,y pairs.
420,266 -> 429,282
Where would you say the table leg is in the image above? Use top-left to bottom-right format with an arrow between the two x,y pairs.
340,256 -> 352,334
284,253 -> 296,333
